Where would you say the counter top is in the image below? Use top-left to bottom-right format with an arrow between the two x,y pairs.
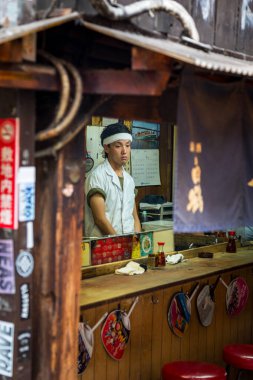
79,247 -> 253,309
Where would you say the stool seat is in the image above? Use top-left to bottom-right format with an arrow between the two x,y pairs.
162,361 -> 226,380
223,344 -> 253,371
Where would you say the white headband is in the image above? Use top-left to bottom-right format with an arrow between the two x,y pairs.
103,133 -> 132,146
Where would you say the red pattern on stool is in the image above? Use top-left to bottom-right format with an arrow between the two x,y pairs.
162,361 -> 226,380
223,344 -> 253,371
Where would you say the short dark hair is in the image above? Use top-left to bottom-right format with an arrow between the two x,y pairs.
100,122 -> 132,145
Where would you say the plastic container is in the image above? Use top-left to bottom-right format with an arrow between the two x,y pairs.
157,242 -> 166,266
226,231 -> 237,253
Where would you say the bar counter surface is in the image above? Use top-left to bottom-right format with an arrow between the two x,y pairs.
80,244 -> 253,309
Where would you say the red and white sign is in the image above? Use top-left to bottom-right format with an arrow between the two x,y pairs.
0,118 -> 19,229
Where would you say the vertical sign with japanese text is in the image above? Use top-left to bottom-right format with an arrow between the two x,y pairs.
0,118 -> 20,230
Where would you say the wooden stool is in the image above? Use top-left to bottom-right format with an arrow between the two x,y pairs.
162,361 -> 227,380
223,344 -> 253,380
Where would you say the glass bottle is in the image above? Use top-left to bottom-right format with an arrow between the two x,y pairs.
226,231 -> 237,253
158,242 -> 166,266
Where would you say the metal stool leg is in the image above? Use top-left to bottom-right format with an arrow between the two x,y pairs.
236,369 -> 243,380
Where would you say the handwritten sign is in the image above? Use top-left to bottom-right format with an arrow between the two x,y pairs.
0,118 -> 19,229
0,239 -> 15,294
0,320 -> 14,377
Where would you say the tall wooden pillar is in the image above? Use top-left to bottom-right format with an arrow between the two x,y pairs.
0,89 -> 35,380
33,133 -> 83,380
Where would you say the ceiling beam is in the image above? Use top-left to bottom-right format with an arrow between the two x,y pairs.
0,64 -> 171,95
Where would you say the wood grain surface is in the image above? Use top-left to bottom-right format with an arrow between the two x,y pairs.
80,247 -> 253,308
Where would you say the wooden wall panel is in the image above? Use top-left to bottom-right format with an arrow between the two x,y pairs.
191,0 -> 216,44
237,0 -> 253,56
155,0 -> 191,38
215,0 -> 239,51
129,297 -> 144,379
79,266 -> 253,380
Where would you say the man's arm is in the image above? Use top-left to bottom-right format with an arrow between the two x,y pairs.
89,193 -> 117,235
133,202 -> 142,233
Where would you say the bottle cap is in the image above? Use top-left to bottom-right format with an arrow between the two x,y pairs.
157,242 -> 165,245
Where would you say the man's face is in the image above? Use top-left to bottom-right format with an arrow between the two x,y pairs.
104,139 -> 131,166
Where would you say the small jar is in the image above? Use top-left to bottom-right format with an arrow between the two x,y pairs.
226,231 -> 237,253
148,253 -> 158,268
157,242 -> 166,266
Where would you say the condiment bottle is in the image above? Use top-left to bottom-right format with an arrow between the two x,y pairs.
157,242 -> 166,266
226,231 -> 237,253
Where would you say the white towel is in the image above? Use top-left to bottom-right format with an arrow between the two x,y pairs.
115,261 -> 145,275
166,253 -> 184,265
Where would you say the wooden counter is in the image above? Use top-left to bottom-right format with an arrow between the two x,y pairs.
80,246 -> 253,309
79,245 -> 253,380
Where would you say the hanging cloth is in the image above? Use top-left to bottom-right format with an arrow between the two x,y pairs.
174,68 -> 246,232
242,83 -> 253,224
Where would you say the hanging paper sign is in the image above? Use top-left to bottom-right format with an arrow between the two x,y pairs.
220,277 -> 249,317
0,118 -> 20,230
101,297 -> 139,360
0,320 -> 14,377
168,284 -> 199,337
18,167 -> 35,222
78,312 -> 108,374
0,239 -> 15,294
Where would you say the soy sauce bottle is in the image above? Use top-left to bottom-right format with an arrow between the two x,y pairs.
226,231 -> 237,253
158,242 -> 166,266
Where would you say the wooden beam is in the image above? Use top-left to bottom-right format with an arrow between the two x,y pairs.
0,64 -> 171,95
0,40 -> 23,62
93,90 -> 178,123
131,46 -> 172,71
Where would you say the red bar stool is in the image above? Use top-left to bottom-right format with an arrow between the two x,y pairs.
162,361 -> 227,380
223,344 -> 253,379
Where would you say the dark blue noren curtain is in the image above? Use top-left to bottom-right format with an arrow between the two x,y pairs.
173,69 -> 253,232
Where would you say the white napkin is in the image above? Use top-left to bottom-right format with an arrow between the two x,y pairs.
166,253 -> 184,265
115,261 -> 145,275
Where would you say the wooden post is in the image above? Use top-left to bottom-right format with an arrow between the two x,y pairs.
33,133 -> 83,379
0,89 -> 35,380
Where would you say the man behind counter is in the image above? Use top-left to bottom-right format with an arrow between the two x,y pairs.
85,122 -> 141,237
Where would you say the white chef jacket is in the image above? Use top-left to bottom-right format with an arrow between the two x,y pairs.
84,159 -> 136,237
